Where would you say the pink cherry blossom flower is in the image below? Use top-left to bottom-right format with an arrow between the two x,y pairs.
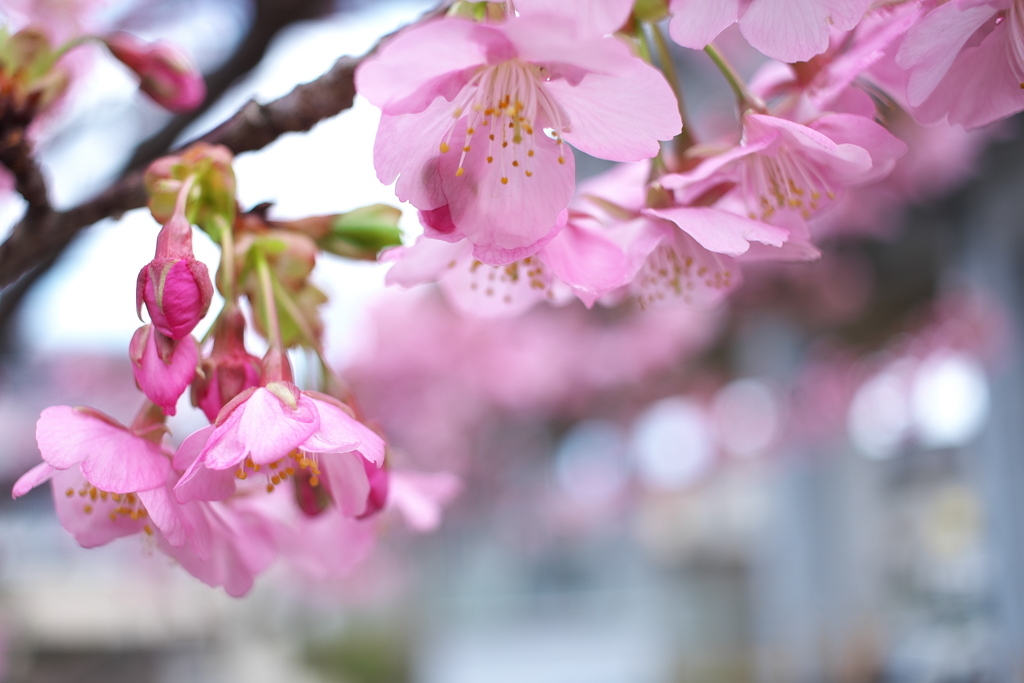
388,469 -> 462,531
662,112 -> 906,223
137,213 -> 213,341
129,324 -> 198,416
668,0 -> 871,63
355,13 -> 681,264
385,212 -> 628,317
103,32 -> 205,112
896,0 -> 1024,128
14,405 -> 171,498
174,383 -> 386,520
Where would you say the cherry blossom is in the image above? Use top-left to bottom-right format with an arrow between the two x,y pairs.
356,12 -> 681,264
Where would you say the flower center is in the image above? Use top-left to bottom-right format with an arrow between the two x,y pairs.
65,483 -> 153,535
440,60 -> 568,183
454,255 -> 553,304
235,452 -> 322,493
635,239 -> 733,308
740,148 -> 837,220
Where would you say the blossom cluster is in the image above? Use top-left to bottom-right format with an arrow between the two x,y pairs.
11,142 -> 457,595
358,0 -> 1018,317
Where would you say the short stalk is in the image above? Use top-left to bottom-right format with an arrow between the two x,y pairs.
254,252 -> 284,351
215,214 -> 236,301
650,22 -> 695,152
704,43 -> 766,114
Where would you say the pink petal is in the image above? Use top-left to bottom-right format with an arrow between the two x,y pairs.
911,14 -> 1024,128
36,405 -> 170,494
238,389 -> 320,465
439,116 -> 574,265
645,207 -> 788,255
896,1 -> 998,107
130,326 -> 198,416
138,484 -> 187,547
544,48 -> 682,161
389,470 -> 462,532
51,469 -> 148,548
13,463 -> 55,498
174,459 -> 238,503
668,0 -> 740,50
304,398 -> 386,466
172,425 -> 214,472
809,113 -> 907,183
539,221 -> 628,306
514,0 -> 634,36
740,0 -> 869,63
355,18 -> 504,115
373,100 -> 452,210
320,452 -> 371,517
384,237 -> 472,289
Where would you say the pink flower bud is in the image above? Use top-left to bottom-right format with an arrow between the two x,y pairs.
129,325 -> 198,416
191,310 -> 261,422
137,215 -> 213,340
103,32 -> 205,112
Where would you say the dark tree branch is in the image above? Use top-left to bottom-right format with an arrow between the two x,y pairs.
0,126 -> 50,215
0,1 -> 448,293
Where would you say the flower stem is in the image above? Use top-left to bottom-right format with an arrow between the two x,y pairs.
254,251 -> 283,351
704,43 -> 766,114
215,214 -> 236,301
649,22 -> 695,152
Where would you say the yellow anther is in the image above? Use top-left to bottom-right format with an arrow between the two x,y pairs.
266,484 -> 275,493
527,150 -> 534,157
512,160 -> 519,167
501,177 -> 508,185
144,525 -> 153,536
65,488 -> 74,497
558,156 -> 565,164
463,145 -> 471,152
440,142 -> 450,153
525,171 -> 533,177
83,505 -> 93,514
467,127 -> 475,135
309,475 -> 320,487
487,156 -> 493,163
456,167 -> 465,177
271,475 -> 281,485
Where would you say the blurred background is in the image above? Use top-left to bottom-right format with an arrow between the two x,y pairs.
0,0 -> 1022,681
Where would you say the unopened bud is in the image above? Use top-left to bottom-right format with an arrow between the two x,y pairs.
103,32 -> 205,112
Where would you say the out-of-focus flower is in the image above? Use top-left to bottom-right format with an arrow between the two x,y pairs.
129,325 -> 198,416
896,0 -> 1024,128
668,0 -> 870,63
102,31 -> 205,112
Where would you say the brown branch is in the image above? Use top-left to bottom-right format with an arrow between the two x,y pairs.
0,126 -> 50,214
0,1 -> 449,292
0,56 -> 357,289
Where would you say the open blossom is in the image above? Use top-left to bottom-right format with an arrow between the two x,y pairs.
385,211 -> 628,317
896,0 -> 1024,128
356,12 -> 681,264
668,0 -> 870,63
174,382 -> 387,520
662,112 -> 906,223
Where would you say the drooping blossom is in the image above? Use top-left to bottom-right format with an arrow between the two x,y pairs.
896,0 -> 1024,128
174,381 -> 387,521
661,112 -> 906,223
385,211 -> 628,317
129,324 -> 198,416
355,12 -> 681,264
668,0 -> 871,63
137,212 -> 213,341
103,32 -> 205,112
191,308 -> 261,422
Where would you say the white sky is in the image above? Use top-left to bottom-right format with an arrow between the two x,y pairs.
10,1 -> 430,365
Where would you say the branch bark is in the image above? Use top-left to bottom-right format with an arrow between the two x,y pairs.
0,1 -> 448,293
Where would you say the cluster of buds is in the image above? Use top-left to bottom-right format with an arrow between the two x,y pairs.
11,143 -> 456,596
